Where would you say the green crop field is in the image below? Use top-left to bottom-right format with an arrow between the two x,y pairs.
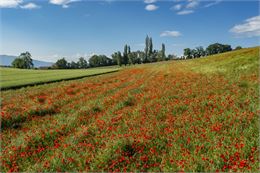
1,47 -> 259,172
0,66 -> 120,89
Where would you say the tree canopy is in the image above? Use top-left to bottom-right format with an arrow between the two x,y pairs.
12,51 -> 34,69
183,43 -> 233,59
89,55 -> 112,67
53,58 -> 68,69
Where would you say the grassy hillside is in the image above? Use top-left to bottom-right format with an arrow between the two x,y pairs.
187,47 -> 259,76
0,67 -> 120,89
1,47 -> 259,172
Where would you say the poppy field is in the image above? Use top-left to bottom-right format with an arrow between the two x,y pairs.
1,47 -> 259,172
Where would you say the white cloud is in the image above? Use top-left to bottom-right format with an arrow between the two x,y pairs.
186,0 -> 199,9
171,4 -> 182,11
0,0 -> 22,8
145,4 -> 158,11
160,30 -> 182,37
144,0 -> 157,4
230,15 -> 260,37
20,3 -> 40,9
177,10 -> 194,15
49,0 -> 81,8
204,0 -> 222,8
172,0 -> 199,15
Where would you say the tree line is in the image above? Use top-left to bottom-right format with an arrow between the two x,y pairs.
11,35 -> 176,69
11,38 -> 243,69
182,43 -> 242,59
99,35 -> 175,67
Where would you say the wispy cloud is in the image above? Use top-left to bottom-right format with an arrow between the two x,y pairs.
172,0 -> 222,15
160,30 -> 182,37
145,4 -> 158,11
49,0 -> 81,8
144,0 -> 157,4
230,15 -> 260,37
177,10 -> 194,15
186,0 -> 199,9
204,0 -> 222,8
20,3 -> 40,9
171,0 -> 197,15
0,0 -> 22,8
171,4 -> 182,11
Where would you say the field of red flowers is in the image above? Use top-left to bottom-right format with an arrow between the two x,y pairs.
1,47 -> 259,172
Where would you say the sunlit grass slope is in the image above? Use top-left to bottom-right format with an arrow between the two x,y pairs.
187,46 -> 259,76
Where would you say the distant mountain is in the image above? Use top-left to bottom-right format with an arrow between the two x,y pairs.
0,55 -> 54,67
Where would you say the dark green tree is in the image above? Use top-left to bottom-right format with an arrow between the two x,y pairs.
111,52 -> 118,65
77,57 -> 88,68
184,48 -> 192,59
144,35 -> 149,63
196,46 -> 205,57
12,51 -> 34,69
128,51 -> 139,65
89,55 -> 112,67
149,50 -> 157,62
234,46 -> 242,50
116,51 -> 123,66
21,52 -> 33,69
128,52 -> 134,65
123,44 -> 129,66
11,58 -> 26,69
156,51 -> 162,61
162,43 -> 166,61
133,52 -> 139,64
223,44 -> 232,52
89,55 -> 99,67
191,49 -> 199,58
149,37 -> 153,57
128,46 -> 131,54
112,51 -> 123,66
206,43 -> 232,55
127,45 -> 131,64
54,58 -> 68,69
137,51 -> 145,63
70,61 -> 79,69
167,54 -> 177,60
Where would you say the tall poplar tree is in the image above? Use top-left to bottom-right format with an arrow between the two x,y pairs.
123,44 -> 128,65
162,43 -> 166,61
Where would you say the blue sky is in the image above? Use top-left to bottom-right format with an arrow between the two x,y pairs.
0,0 -> 259,62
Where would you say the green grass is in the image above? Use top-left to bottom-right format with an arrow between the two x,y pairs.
0,66 -> 120,89
185,47 -> 259,77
